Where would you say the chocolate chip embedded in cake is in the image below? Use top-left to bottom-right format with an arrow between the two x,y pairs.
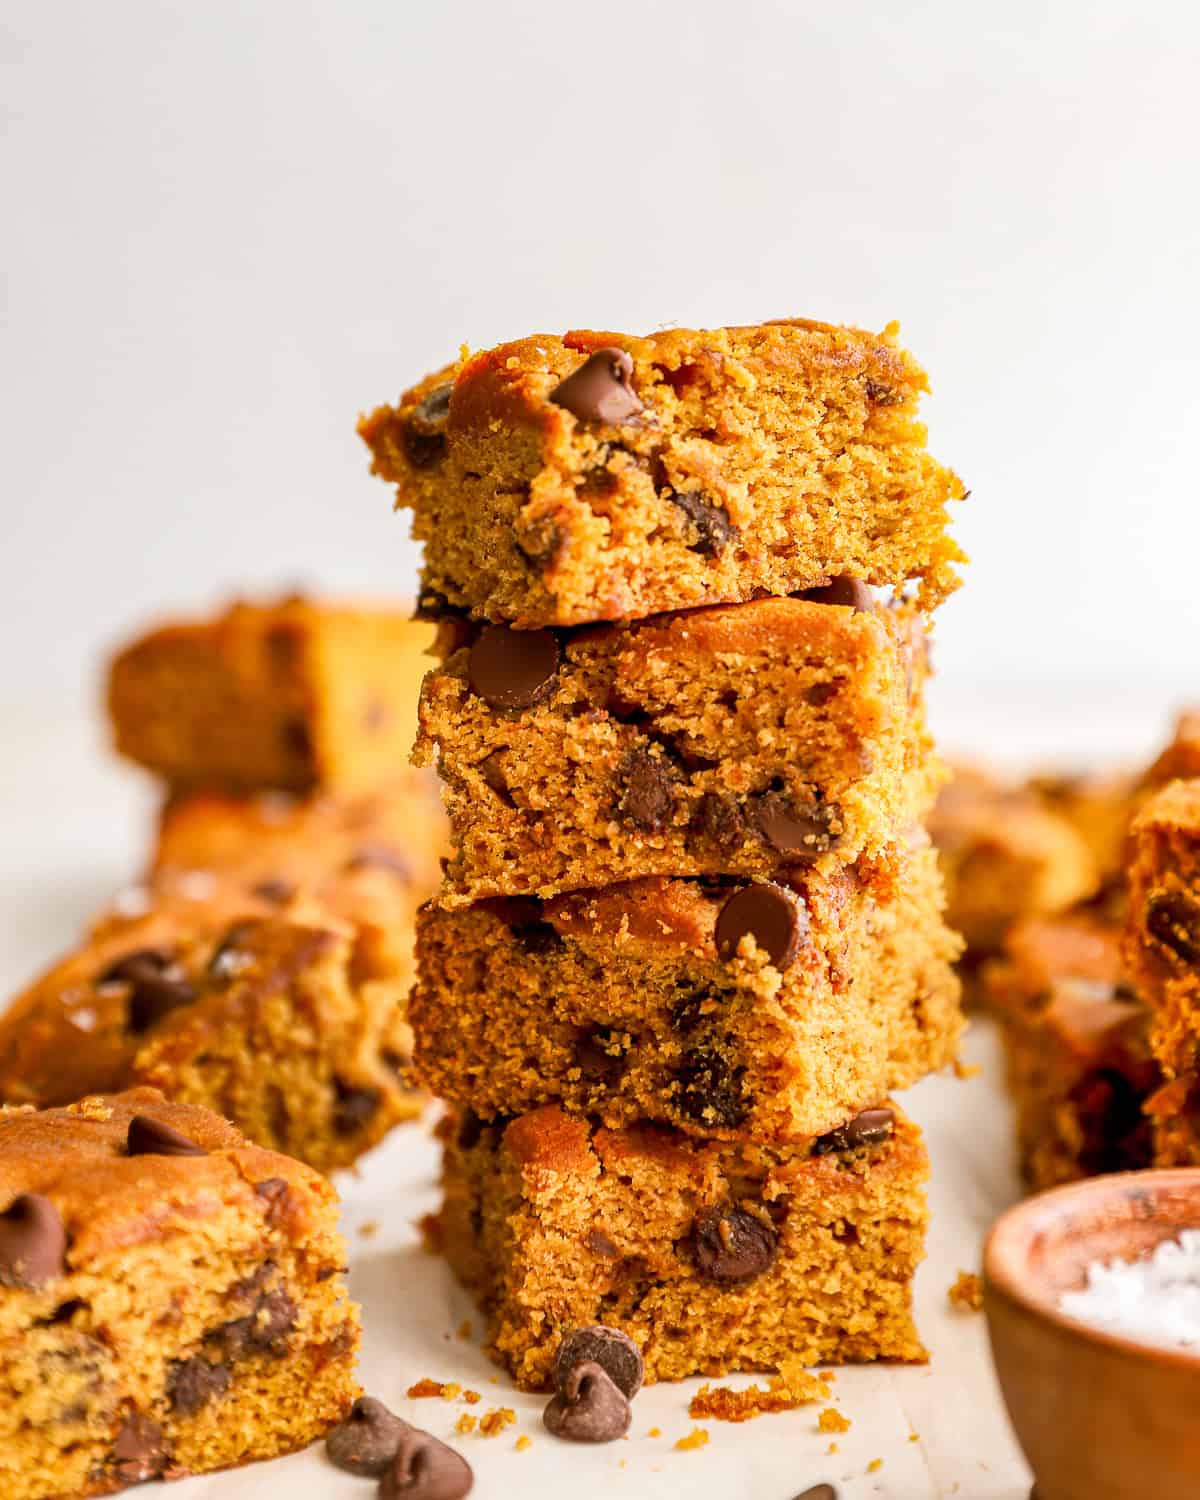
416,595 -> 941,904
410,841 -> 961,1143
360,318 -> 966,628
439,1099 -> 929,1389
0,1088 -> 358,1498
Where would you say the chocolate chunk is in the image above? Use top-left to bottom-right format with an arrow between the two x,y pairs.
168,1355 -> 231,1415
676,1048 -> 747,1128
753,790 -> 839,858
345,844 -> 413,879
792,1487 -> 838,1500
813,1106 -> 896,1156
715,882 -> 807,969
211,1284 -> 297,1357
475,750 -> 515,807
252,877 -> 295,904
380,1426 -> 474,1499
112,1413 -> 169,1484
333,1079 -> 383,1136
553,1325 -> 644,1400
1146,891 -> 1200,965
99,948 -> 195,1033
668,489 -> 735,556
543,1360 -> 632,1443
617,746 -> 677,832
0,1193 -> 67,1288
467,625 -> 560,711
401,383 -> 454,469
700,792 -> 750,853
127,1115 -> 207,1158
801,576 -> 875,614
692,1204 -> 778,1284
549,348 -> 644,424
327,1395 -> 411,1477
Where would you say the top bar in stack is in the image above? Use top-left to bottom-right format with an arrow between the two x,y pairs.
360,319 -> 966,627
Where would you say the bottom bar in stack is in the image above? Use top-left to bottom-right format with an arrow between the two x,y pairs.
437,1100 -> 928,1390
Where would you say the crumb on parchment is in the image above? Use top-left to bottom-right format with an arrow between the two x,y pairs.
948,1270 -> 984,1311
516,1434 -> 532,1452
688,1360 -> 832,1423
454,1414 -> 476,1435
480,1408 -> 516,1437
818,1407 -> 850,1434
674,1427 -> 709,1451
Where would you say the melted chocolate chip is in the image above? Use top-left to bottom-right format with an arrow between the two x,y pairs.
676,1048 -> 747,1128
715,882 -> 807,969
491,897 -> 564,955
209,1283 -> 297,1358
1146,891 -> 1200,964
543,1360 -> 632,1443
207,922 -> 260,982
514,514 -> 565,565
585,1228 -> 621,1259
0,1193 -> 67,1288
813,1106 -> 896,1156
793,1486 -> 839,1500
692,1205 -> 778,1284
111,1414 -> 169,1484
549,348 -> 644,424
576,1028 -> 625,1085
379,1427 -> 474,1499
801,576 -> 875,614
253,1178 -> 294,1226
327,1395 -> 411,1477
864,375 -> 902,405
401,383 -> 454,469
333,1080 -> 382,1136
100,949 -> 195,1033
467,625 -> 560,711
616,746 -> 677,832
668,490 -> 735,556
700,792 -> 751,853
168,1355 -> 231,1415
127,1115 -> 207,1158
553,1326 -> 644,1399
753,790 -> 839,858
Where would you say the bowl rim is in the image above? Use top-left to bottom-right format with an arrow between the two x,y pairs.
983,1167 -> 1200,1372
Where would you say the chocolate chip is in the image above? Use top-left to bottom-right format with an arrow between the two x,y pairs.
333,1079 -> 382,1136
475,750 -> 515,807
792,1487 -> 838,1500
692,1205 -> 778,1284
1146,891 -> 1200,965
467,625 -> 560,711
379,1427 -> 474,1499
282,715 -> 314,759
700,792 -> 750,852
801,576 -> 875,614
401,383 -> 454,469
210,1285 -> 297,1357
112,1413 -> 169,1484
0,1193 -> 67,1287
252,877 -> 295,904
668,490 -> 735,556
715,882 -> 807,969
168,1355 -> 231,1415
864,375 -> 901,405
585,1229 -> 621,1259
345,844 -> 413,879
549,348 -> 644,425
617,746 -> 677,832
99,948 -> 195,1033
753,790 -> 839,858
327,1395 -> 410,1477
127,1115 -> 207,1158
254,1177 -> 294,1226
676,1048 -> 747,1128
553,1325 -> 644,1399
543,1360 -> 632,1443
514,513 -> 565,565
813,1106 -> 896,1156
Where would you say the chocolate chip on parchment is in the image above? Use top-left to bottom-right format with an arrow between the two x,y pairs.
327,1395 -> 411,1477
549,347 -> 644,424
0,1193 -> 67,1287
753,790 -> 839,858
168,1355 -> 231,1415
467,625 -> 560,710
813,1106 -> 896,1156
100,948 -> 196,1033
1146,891 -> 1200,965
801,576 -> 875,614
668,490 -> 735,556
127,1115 -> 207,1158
379,1426 -> 474,1499
111,1414 -> 169,1484
543,1360 -> 632,1443
692,1204 -> 778,1285
554,1325 -> 644,1400
617,745 -> 677,832
792,1486 -> 839,1500
715,882 -> 807,969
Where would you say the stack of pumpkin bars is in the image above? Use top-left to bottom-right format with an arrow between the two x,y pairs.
360,317 -> 968,1388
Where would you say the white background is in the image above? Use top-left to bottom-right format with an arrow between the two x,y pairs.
2,0 -> 1199,744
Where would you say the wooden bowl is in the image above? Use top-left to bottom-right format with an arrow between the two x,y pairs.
984,1169 -> 1200,1500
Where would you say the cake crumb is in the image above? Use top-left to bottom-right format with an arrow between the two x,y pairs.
480,1407 -> 516,1437
868,1458 -> 883,1472
515,1435 -> 532,1453
458,1318 -> 473,1339
358,1219 -> 380,1239
909,1431 -> 920,1443
406,1378 -> 444,1398
817,1407 -> 850,1434
954,1058 -> 983,1080
68,1097 -> 113,1121
688,1363 -> 831,1423
674,1427 -> 709,1451
827,1442 -> 839,1455
648,1427 -> 662,1438
455,1414 -> 477,1435
948,1270 -> 984,1311
463,1389 -> 481,1405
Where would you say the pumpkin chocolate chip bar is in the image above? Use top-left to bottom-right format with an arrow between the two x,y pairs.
0,1088 -> 357,1498
416,589 -> 940,905
437,1099 -> 928,1390
360,319 -> 966,628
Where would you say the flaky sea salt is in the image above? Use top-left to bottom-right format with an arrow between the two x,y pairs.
1059,1229 -> 1200,1350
